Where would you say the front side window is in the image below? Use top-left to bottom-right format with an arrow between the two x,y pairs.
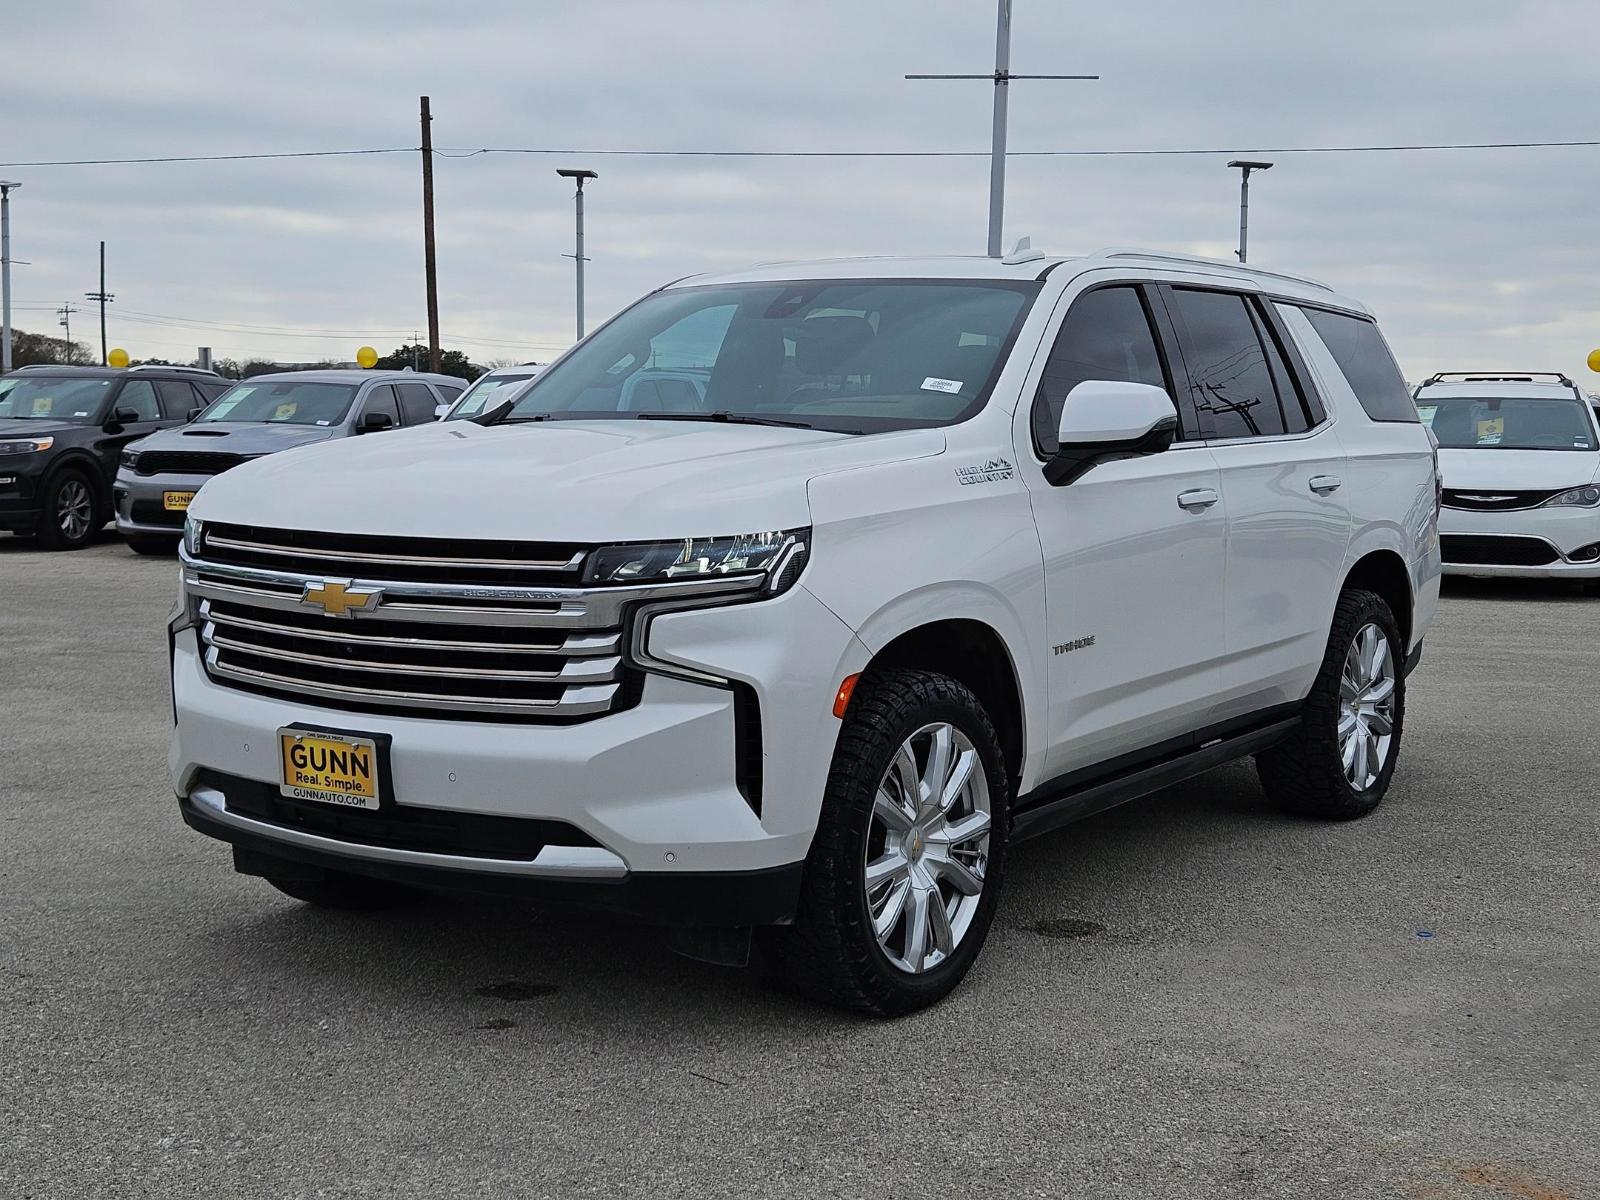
156,380 -> 199,421
1169,288 -> 1286,439
1300,308 -> 1416,423
115,380 -> 161,422
197,381 -> 359,426
1416,394 -> 1597,451
1031,286 -> 1172,454
502,279 -> 1039,434
395,383 -> 439,426
0,377 -> 114,422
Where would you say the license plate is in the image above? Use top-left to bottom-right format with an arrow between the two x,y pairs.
163,490 -> 196,512
278,728 -> 381,809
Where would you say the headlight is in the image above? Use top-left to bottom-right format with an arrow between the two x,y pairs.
119,449 -> 140,471
0,436 -> 53,455
1541,485 -> 1600,508
584,528 -> 809,593
183,514 -> 204,557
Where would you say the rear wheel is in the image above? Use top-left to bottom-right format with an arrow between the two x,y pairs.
1256,588 -> 1405,819
761,668 -> 1010,1015
264,870 -> 424,910
36,470 -> 99,551
125,534 -> 178,556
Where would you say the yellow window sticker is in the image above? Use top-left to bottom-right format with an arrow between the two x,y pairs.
32,396 -> 53,416
273,402 -> 298,421
1476,417 -> 1504,445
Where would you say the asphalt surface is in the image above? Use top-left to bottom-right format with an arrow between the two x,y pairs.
1,531 -> 1596,1200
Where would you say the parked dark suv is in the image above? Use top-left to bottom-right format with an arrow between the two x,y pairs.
0,365 -> 229,550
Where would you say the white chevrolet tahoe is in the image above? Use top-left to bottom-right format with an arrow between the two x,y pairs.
169,248 -> 1440,1014
1414,371 -> 1600,587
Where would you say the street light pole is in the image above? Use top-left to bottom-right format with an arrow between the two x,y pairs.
557,168 -> 598,340
908,0 -> 1098,257
1227,160 -> 1273,264
0,181 -> 20,373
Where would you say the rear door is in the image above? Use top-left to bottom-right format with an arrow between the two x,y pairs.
1160,286 -> 1352,718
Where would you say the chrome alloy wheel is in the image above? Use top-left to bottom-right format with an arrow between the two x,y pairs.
56,479 -> 93,542
1340,622 -> 1397,791
864,722 -> 992,975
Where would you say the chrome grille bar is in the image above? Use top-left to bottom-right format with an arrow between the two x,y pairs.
204,533 -> 585,573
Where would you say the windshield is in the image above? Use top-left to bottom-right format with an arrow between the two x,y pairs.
197,380 -> 360,426
1417,393 -> 1597,451
446,371 -> 540,419
0,377 -> 115,422
501,279 -> 1039,433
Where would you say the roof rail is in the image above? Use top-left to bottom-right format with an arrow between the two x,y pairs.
129,364 -> 221,378
1422,370 -> 1574,387
1087,247 -> 1336,294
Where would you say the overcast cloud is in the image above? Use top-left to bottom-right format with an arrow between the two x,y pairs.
4,0 -> 1599,383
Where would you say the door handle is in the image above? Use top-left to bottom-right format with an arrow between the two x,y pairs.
1177,488 -> 1219,511
1308,474 -> 1343,495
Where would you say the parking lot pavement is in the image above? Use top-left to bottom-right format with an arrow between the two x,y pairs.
1,533 -> 1595,1200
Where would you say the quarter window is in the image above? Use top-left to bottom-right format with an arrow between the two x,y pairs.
1299,308 -> 1417,423
1168,289 -> 1285,440
1032,286 -> 1172,454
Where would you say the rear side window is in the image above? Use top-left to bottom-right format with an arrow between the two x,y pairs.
395,382 -> 439,426
1167,288 -> 1285,439
1032,286 -> 1172,454
1300,308 -> 1417,423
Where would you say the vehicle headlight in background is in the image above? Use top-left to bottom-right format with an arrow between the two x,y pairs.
119,449 -> 140,470
183,514 -> 205,557
585,528 -> 809,594
1540,485 -> 1600,508
0,436 -> 54,455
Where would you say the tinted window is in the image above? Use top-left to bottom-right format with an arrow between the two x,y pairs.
198,381 -> 359,426
435,384 -> 463,402
1169,289 -> 1284,439
361,385 -> 401,426
1301,308 -> 1417,423
1032,286 -> 1171,454
0,376 -> 114,421
395,382 -> 439,426
116,380 -> 161,422
506,280 -> 1039,434
197,381 -> 231,401
156,380 -> 199,421
1415,394 -> 1595,451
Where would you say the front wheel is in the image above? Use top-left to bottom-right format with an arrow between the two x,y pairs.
761,668 -> 1011,1016
35,470 -> 99,551
1256,588 -> 1405,819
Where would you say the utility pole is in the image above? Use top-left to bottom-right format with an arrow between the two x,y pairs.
86,240 -> 113,365
1227,160 -> 1273,264
420,96 -> 441,373
57,302 -> 79,361
908,1 -> 1097,257
0,181 -> 19,373
412,331 -> 419,372
556,168 -> 598,340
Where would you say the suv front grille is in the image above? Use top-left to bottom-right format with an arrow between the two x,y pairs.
1440,534 -> 1560,566
1441,488 -> 1563,512
136,451 -> 248,477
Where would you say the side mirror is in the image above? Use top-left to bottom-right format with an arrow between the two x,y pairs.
434,402 -> 451,421
187,407 -> 202,422
358,411 -> 395,434
1044,380 -> 1178,486
113,406 -> 142,425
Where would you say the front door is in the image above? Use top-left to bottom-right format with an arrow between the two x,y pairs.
1020,282 -> 1229,778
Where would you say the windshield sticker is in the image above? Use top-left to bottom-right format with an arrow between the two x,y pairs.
316,419 -> 331,426
1416,404 -> 1437,427
922,377 -> 963,394
955,457 -> 1015,486
32,397 -> 52,415
273,403 -> 298,421
1476,417 -> 1504,445
73,411 -> 90,417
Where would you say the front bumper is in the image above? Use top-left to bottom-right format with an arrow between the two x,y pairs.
1438,503 -> 1600,578
114,468 -> 207,538
0,460 -> 46,531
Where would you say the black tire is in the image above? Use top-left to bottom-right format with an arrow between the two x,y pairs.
125,534 -> 178,556
35,469 -> 100,551
1256,588 -> 1406,820
264,870 -> 424,910
760,668 -> 1011,1016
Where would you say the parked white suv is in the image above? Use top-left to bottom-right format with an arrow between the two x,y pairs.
168,248 -> 1440,1013
1416,372 -> 1600,586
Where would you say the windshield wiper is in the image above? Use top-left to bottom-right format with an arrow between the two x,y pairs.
636,410 -> 821,431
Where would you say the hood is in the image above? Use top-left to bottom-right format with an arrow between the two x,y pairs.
191,418 -> 944,541
1437,447 -> 1599,491
135,422 -> 343,456
0,418 -> 83,438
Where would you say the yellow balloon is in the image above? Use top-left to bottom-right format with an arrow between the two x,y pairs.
107,348 -> 130,369
355,346 -> 379,369
1587,348 -> 1600,374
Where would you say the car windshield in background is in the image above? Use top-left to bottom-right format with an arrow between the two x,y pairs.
197,381 -> 360,426
1417,394 -> 1597,451
0,377 -> 114,422
502,279 -> 1040,433
447,373 -> 539,419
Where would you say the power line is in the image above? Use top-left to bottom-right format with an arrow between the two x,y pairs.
4,138 -> 1600,168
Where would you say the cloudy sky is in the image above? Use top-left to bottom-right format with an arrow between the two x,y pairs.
5,0 -> 1598,383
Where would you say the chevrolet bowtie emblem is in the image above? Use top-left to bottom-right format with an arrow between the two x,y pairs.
301,579 -> 381,618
